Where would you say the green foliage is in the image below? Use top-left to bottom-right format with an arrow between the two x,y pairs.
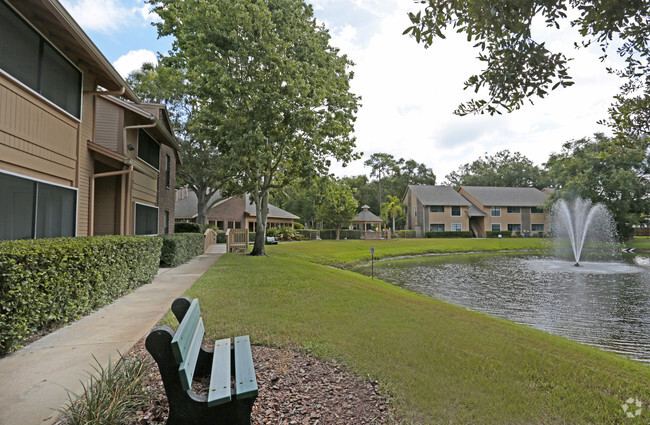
58,354 -> 150,425
319,229 -> 337,240
297,229 -> 319,240
405,0 -> 649,121
486,231 -> 513,238
445,150 -> 549,188
315,179 -> 359,239
249,231 -> 256,243
381,195 -> 405,232
425,231 -> 473,238
318,229 -> 362,240
275,226 -> 298,241
545,133 -> 650,239
293,222 -> 304,230
217,231 -> 227,244
0,236 -> 162,354
174,222 -> 201,233
159,233 -> 204,267
396,230 -> 417,238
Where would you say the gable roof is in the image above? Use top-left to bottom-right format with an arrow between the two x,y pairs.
351,206 -> 382,223
460,186 -> 548,207
408,185 -> 470,206
243,194 -> 300,220
175,190 -> 299,220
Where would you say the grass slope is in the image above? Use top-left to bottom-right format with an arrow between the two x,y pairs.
169,239 -> 649,424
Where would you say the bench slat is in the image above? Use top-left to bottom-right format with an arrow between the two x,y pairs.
178,317 -> 205,391
207,338 -> 232,407
171,298 -> 201,363
234,335 -> 258,399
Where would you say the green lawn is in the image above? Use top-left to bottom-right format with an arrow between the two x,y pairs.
168,239 -> 650,424
627,237 -> 650,251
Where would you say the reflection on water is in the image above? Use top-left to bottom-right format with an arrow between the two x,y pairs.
354,253 -> 650,362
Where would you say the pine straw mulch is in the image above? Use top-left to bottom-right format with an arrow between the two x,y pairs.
127,338 -> 397,425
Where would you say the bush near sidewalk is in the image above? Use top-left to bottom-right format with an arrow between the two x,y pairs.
0,235 -> 162,355
159,233 -> 204,267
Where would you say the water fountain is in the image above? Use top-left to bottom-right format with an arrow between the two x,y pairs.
549,197 -> 618,266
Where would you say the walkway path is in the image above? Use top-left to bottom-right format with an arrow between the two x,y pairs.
0,244 -> 227,425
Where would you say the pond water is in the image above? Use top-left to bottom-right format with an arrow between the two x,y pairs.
354,253 -> 650,362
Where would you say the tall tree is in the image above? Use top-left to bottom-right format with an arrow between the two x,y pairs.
128,64 -> 230,224
445,150 -> 549,188
315,179 -> 358,240
150,0 -> 360,255
364,153 -> 400,211
381,195 -> 405,233
545,133 -> 650,239
404,0 -> 650,131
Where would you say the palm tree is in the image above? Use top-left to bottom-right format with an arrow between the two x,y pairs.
381,195 -> 404,233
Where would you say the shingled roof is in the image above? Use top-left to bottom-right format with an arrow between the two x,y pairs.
174,190 -> 299,220
460,186 -> 548,207
408,185 -> 471,206
351,205 -> 382,223
243,194 -> 299,220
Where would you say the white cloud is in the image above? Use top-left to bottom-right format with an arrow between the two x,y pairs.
113,49 -> 157,78
134,2 -> 161,24
61,0 -> 133,32
328,0 -> 621,181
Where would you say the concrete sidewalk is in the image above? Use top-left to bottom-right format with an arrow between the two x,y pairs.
0,244 -> 226,425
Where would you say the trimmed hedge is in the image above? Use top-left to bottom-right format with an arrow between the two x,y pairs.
486,231 -> 512,238
396,230 -> 416,238
249,232 -> 256,242
425,231 -> 473,238
160,233 -> 204,267
0,235 -> 162,354
175,222 -> 201,233
297,229 -> 319,240
339,229 -> 362,239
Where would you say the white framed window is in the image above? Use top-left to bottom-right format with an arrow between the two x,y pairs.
451,223 -> 462,231
429,223 -> 445,232
0,170 -> 77,240
532,223 -> 545,232
451,206 -> 461,216
491,223 -> 501,231
507,223 -> 522,232
135,203 -> 159,235
506,207 -> 521,214
491,206 -> 501,217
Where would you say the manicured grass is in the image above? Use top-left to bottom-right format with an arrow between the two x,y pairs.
627,237 -> 650,251
168,240 -> 650,424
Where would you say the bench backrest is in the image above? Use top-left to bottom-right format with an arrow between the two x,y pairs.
171,298 -> 205,390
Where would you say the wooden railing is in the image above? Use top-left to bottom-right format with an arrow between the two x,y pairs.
203,228 -> 217,252
226,229 -> 249,252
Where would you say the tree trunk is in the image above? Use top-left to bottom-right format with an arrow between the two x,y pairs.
392,215 -> 396,233
250,190 -> 269,256
195,187 -> 208,225
335,227 -> 340,240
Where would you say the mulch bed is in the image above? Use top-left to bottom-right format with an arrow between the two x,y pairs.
128,338 -> 396,425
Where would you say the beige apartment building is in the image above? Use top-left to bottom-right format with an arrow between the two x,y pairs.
404,185 -> 549,238
0,0 -> 179,240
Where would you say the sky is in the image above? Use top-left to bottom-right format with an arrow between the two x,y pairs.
61,0 -> 623,183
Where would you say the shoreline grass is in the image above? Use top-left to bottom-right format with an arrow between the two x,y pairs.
168,239 -> 649,424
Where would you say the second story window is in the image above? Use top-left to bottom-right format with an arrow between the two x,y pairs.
165,154 -> 171,188
451,206 -> 461,216
138,129 -> 160,169
0,1 -> 82,118
507,207 -> 521,213
491,206 -> 501,217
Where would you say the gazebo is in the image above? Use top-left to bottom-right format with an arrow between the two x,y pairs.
350,205 -> 383,239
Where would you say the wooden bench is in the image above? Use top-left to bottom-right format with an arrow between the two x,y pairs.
145,297 -> 258,425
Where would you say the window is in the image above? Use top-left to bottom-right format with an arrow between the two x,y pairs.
508,223 -> 522,232
429,206 -> 444,213
217,220 -> 224,230
0,171 -> 76,240
532,223 -> 545,232
491,223 -> 501,231
491,206 -> 501,217
506,207 -> 521,214
165,154 -> 171,188
414,205 -> 417,217
451,223 -> 462,231
429,223 -> 445,232
164,211 -> 170,234
208,220 -> 216,225
0,1 -> 81,118
135,203 -> 158,235
532,207 -> 544,214
451,206 -> 461,216
138,130 -> 160,169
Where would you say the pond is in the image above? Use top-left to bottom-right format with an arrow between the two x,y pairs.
353,253 -> 650,362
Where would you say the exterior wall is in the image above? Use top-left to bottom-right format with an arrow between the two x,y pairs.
94,97 -> 122,153
131,165 -> 158,205
77,78 -> 97,236
425,206 -> 470,232
93,174 -> 119,235
207,197 -> 247,230
158,144 -> 176,234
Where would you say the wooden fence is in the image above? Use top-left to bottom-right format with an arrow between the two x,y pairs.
226,229 -> 249,252
203,228 -> 217,252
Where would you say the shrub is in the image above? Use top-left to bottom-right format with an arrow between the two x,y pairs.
276,226 -> 298,241
297,229 -> 319,240
174,222 -> 201,233
396,230 -> 416,238
486,231 -> 512,238
266,227 -> 279,238
0,235 -> 162,355
319,229 -> 336,240
339,229 -> 362,239
249,231 -> 256,242
159,233 -> 204,267
293,222 -> 304,230
58,354 -> 150,425
425,231 -> 473,238
217,231 -> 227,243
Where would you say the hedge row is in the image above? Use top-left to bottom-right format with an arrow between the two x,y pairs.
0,236 -> 163,354
297,229 -> 319,240
175,222 -> 201,233
425,231 -> 473,238
160,233 -> 204,267
396,230 -> 417,238
486,231 -> 513,238
319,229 -> 363,240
